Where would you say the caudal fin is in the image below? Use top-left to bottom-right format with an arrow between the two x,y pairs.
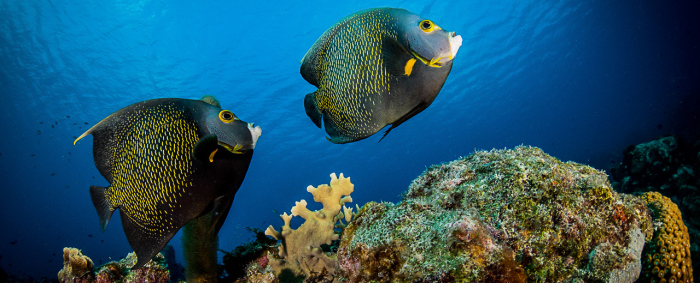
304,92 -> 323,128
90,186 -> 115,232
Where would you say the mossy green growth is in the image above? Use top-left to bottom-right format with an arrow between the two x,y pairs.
338,146 -> 652,282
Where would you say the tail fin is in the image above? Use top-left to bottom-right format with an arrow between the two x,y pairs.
90,186 -> 114,232
304,92 -> 323,128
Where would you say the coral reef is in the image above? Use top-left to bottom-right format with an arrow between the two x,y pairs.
263,173 -> 355,281
337,146 -> 653,282
219,227 -> 276,282
638,192 -> 693,283
611,136 -> 699,197
58,247 -> 95,283
234,145 -> 694,282
94,252 -> 169,283
56,247 -> 170,283
611,135 -> 699,279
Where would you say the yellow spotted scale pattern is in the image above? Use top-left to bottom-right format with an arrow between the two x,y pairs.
106,102 -> 199,240
639,192 -> 693,283
314,9 -> 399,139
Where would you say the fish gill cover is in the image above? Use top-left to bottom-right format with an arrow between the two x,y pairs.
0,0 -> 698,280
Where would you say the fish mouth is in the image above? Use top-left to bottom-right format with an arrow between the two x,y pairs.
217,123 -> 262,154
412,51 -> 445,67
247,122 -> 262,149
412,32 -> 463,67
218,141 -> 246,154
448,32 -> 463,60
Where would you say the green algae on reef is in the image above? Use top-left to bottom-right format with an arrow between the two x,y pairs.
337,146 -> 652,282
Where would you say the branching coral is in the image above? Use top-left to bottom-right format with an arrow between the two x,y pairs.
58,247 -> 95,283
639,191 -> 693,283
264,173 -> 355,280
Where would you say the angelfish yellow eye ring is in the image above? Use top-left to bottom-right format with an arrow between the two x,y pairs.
419,20 -> 435,32
218,110 -> 237,123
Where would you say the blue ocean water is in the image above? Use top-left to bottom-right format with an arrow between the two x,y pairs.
0,0 -> 698,279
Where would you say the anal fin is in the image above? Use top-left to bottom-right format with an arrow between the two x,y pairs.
121,212 -> 177,270
378,102 -> 429,143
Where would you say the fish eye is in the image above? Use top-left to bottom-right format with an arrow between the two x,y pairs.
419,20 -> 434,32
218,110 -> 237,123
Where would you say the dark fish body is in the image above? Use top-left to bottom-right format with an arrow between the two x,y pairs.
301,8 -> 462,143
74,98 -> 261,269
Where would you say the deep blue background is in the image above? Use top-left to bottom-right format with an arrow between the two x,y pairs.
1,0 -> 698,279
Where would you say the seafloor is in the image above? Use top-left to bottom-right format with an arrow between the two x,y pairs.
7,137 -> 695,283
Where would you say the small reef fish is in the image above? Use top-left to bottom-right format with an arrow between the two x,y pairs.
74,97 -> 261,269
301,7 -> 462,143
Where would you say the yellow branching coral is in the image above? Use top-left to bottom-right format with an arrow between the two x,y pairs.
639,192 -> 693,283
57,247 -> 95,282
265,173 -> 354,279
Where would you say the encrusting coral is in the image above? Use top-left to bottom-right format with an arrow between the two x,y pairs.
58,247 -> 95,283
264,173 -> 355,281
611,135 -> 700,279
638,191 -> 693,283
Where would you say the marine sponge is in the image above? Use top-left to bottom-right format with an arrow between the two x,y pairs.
265,173 -> 354,280
57,247 -> 95,283
639,191 -> 693,283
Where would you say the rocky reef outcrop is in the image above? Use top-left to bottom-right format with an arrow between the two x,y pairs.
338,146 -> 653,282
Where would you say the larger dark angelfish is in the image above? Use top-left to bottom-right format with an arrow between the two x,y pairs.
74,97 -> 261,269
301,7 -> 462,143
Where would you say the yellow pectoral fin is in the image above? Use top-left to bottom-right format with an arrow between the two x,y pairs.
208,148 -> 219,163
404,58 -> 416,76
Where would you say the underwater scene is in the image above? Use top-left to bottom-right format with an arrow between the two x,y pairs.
0,0 -> 698,282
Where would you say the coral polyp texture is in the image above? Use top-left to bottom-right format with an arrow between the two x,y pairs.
58,247 -> 95,283
638,191 -> 693,283
264,172 -> 355,281
337,146 -> 654,282
611,135 -> 700,280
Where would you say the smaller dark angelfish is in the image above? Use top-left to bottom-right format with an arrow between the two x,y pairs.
74,97 -> 261,269
301,8 -> 462,143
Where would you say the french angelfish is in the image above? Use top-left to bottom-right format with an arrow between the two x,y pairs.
301,8 -> 462,143
73,97 -> 262,269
